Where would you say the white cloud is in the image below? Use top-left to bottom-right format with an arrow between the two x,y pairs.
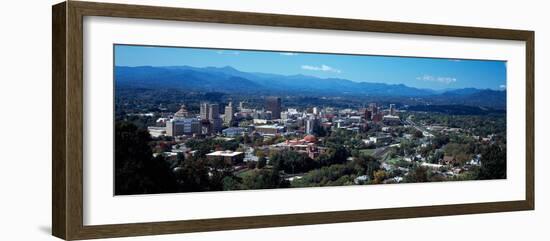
416,74 -> 457,84
301,64 -> 341,73
279,52 -> 299,56
216,50 -> 240,55
499,84 -> 506,89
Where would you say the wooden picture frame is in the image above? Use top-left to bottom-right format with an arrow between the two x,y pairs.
52,1 -> 534,240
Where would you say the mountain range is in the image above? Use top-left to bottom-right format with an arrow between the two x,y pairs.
115,65 -> 506,109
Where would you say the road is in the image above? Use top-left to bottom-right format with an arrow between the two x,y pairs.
405,116 -> 433,137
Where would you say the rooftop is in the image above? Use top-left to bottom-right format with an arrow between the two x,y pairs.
206,150 -> 244,157
255,125 -> 285,129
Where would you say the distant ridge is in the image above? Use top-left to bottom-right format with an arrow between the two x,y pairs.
115,65 -> 506,109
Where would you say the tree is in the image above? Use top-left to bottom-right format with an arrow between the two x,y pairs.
254,149 -> 265,158
444,143 -> 472,165
478,145 -> 506,180
313,125 -> 327,137
353,154 -> 380,180
173,157 -> 211,192
433,135 -> 450,148
176,152 -> 185,166
247,161 -> 258,169
399,140 -> 415,156
270,150 -> 316,174
332,145 -> 350,165
405,166 -> 429,183
115,121 -> 177,195
430,150 -> 444,164
373,170 -> 387,184
242,134 -> 251,144
241,169 -> 288,189
222,176 -> 242,191
291,163 -> 356,187
256,156 -> 267,169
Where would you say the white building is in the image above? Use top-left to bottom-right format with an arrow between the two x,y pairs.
255,124 -> 285,136
147,126 -> 166,138
224,102 -> 235,124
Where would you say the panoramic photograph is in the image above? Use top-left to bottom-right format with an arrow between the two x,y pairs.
114,44 -> 507,195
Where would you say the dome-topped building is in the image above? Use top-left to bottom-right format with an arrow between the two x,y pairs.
303,135 -> 317,143
174,104 -> 191,120
166,104 -> 201,137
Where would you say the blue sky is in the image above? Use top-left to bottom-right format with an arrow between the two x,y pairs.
115,44 -> 507,90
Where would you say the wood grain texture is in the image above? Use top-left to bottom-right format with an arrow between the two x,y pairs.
71,1 -> 533,40
52,2 -> 67,240
66,2 -> 85,240
73,201 -> 530,240
52,1 -> 535,240
525,32 -> 535,210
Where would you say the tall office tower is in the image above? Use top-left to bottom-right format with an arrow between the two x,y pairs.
208,103 -> 222,133
224,102 -> 235,124
312,107 -> 319,115
364,109 -> 372,120
238,101 -> 246,111
305,116 -> 319,135
389,104 -> 396,116
208,103 -> 219,120
373,112 -> 383,123
201,119 -> 211,135
200,102 -> 210,120
369,103 -> 378,116
305,118 -> 313,135
210,118 -> 222,134
266,96 -> 281,119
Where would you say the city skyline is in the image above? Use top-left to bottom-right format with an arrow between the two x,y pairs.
114,45 -> 507,195
115,44 -> 507,90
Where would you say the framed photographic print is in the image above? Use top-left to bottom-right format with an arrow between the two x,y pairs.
52,1 -> 534,240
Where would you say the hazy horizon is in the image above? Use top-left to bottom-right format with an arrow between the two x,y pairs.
115,64 -> 506,92
115,44 -> 507,90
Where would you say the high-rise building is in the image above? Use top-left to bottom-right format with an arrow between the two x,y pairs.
266,96 -> 281,119
305,116 -> 319,135
208,103 -> 219,120
199,102 -> 222,134
210,118 -> 222,134
372,112 -> 383,123
201,119 -> 211,135
312,107 -> 319,115
200,102 -> 209,120
389,104 -> 396,116
238,101 -> 246,111
208,104 -> 222,133
369,103 -> 378,116
305,119 -> 314,134
364,109 -> 372,120
224,102 -> 235,124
